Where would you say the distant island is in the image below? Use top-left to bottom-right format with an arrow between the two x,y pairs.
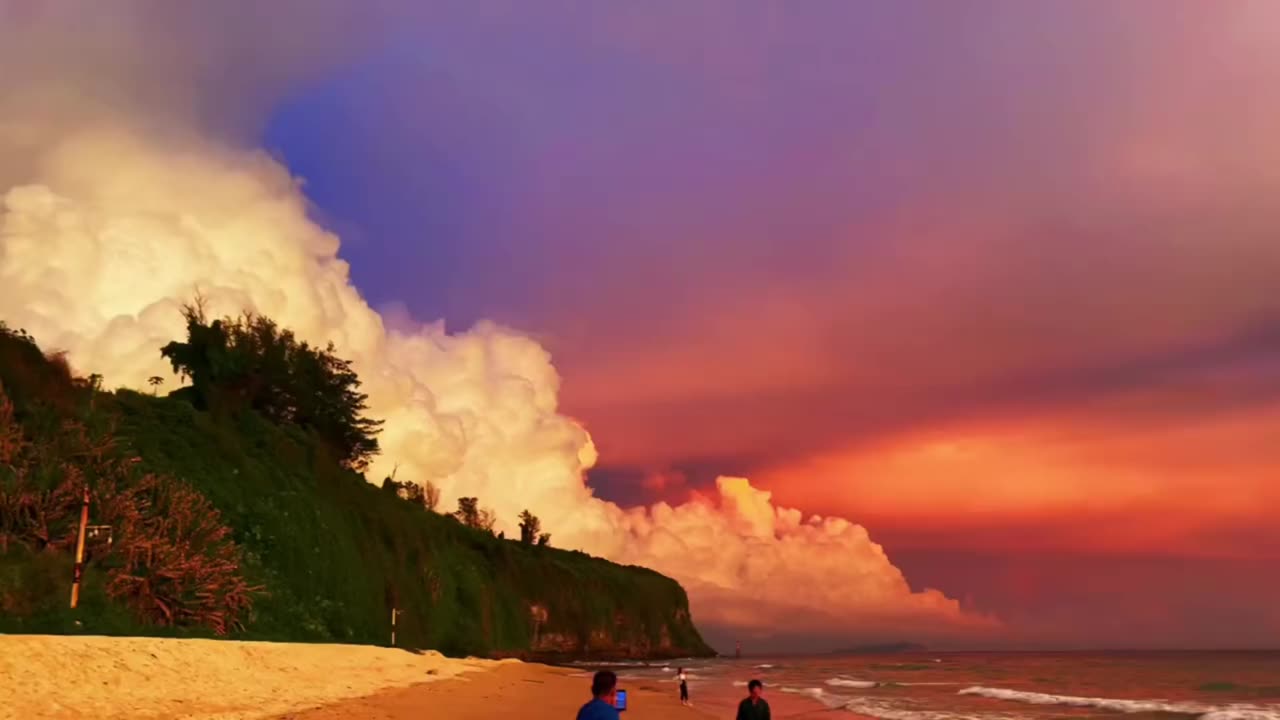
830,642 -> 928,654
0,306 -> 712,660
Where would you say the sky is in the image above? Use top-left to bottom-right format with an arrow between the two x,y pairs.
2,0 -> 1279,650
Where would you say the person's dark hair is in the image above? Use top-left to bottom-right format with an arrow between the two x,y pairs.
748,679 -> 763,692
592,670 -> 618,697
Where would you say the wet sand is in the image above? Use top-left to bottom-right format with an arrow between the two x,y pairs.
267,661 -> 837,720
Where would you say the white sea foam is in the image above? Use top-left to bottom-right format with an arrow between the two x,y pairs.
1201,711 -> 1280,720
783,687 -> 840,705
959,686 -> 1280,720
828,678 -> 880,688
839,697 -> 1006,720
791,690 -> 1009,720
961,685 -> 1210,713
755,664 -> 775,669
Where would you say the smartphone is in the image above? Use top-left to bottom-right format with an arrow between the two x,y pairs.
615,689 -> 628,712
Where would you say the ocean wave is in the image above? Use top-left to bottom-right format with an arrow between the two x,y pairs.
780,686 -> 1012,720
959,687 -> 1280,720
840,696 -> 1005,720
783,687 -> 841,705
1201,711 -> 1280,720
755,664 -> 775,668
828,678 -> 880,688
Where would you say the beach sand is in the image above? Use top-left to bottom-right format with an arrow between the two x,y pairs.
0,634 -> 503,720
266,662 -> 711,719
268,661 -> 836,720
0,635 -> 835,719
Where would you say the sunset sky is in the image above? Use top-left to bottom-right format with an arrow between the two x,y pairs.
3,0 -> 1279,650
263,1 -> 1280,648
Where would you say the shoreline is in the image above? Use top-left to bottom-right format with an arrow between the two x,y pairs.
269,662 -> 839,720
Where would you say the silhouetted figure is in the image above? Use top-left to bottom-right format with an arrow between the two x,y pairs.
736,679 -> 770,720
677,666 -> 689,706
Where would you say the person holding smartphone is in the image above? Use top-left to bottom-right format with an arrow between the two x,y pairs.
677,667 -> 689,706
576,670 -> 621,720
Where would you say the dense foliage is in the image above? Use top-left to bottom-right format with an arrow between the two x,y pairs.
0,327 -> 257,635
160,302 -> 382,471
0,320 -> 712,658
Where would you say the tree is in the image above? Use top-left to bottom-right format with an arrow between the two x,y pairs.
454,497 -> 480,528
423,481 -> 441,512
382,477 -> 441,513
537,533 -> 551,547
160,302 -> 383,471
147,376 -> 164,395
454,497 -> 496,532
518,509 -> 541,544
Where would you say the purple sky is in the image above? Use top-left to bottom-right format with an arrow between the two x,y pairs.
253,1 -> 1280,648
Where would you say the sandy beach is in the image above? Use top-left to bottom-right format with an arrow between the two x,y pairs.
266,661 -> 838,719
0,635 -> 834,720
0,635 -> 504,720
266,661 -> 714,719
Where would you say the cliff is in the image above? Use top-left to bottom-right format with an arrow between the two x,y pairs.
0,324 -> 712,659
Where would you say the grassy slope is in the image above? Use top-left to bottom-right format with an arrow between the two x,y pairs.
0,331 -> 712,658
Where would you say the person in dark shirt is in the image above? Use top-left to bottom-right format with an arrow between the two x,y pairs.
576,670 -> 621,720
736,679 -> 771,720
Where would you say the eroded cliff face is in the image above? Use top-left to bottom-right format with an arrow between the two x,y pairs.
493,602 -> 711,661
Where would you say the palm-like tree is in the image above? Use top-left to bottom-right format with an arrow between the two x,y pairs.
147,376 -> 164,395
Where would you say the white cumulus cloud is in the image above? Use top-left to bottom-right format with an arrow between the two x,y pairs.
0,124 -> 993,646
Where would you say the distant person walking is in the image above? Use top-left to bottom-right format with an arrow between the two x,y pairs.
677,666 -> 689,706
576,670 -> 621,720
736,679 -> 770,720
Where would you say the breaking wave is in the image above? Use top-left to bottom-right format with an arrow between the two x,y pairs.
959,687 -> 1280,720
828,678 -> 880,688
783,689 -> 1005,720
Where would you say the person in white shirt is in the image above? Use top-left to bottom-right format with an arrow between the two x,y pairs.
677,667 -> 689,706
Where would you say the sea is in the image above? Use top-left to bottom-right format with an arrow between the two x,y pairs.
572,652 -> 1280,720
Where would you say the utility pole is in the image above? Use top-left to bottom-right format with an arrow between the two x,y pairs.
70,486 -> 90,609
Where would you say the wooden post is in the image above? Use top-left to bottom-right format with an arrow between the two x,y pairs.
70,485 -> 90,609
391,608 -> 398,647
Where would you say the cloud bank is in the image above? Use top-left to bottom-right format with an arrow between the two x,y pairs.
0,119 -> 989,645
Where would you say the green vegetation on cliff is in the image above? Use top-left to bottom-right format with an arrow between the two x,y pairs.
0,320 -> 711,659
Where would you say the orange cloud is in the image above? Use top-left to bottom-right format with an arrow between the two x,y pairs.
756,399 -> 1280,558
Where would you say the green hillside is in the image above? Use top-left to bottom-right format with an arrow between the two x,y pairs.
0,321 -> 712,659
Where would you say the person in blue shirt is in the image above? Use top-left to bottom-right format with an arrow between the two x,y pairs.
576,670 -> 621,720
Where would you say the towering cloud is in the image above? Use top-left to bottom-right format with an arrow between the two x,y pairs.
0,114 -> 988,645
